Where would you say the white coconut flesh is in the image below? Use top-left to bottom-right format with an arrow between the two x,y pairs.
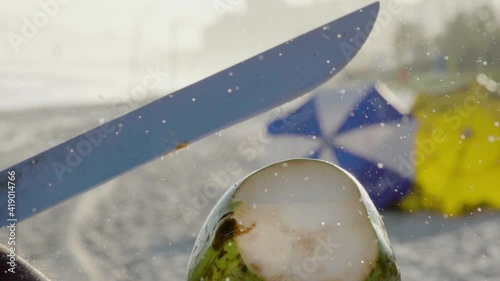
231,159 -> 381,281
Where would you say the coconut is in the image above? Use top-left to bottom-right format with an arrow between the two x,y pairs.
187,159 -> 401,281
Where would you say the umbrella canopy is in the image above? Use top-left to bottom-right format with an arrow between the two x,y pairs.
267,83 -> 416,210
401,74 -> 500,215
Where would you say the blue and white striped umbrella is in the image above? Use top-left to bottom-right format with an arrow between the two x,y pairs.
267,83 -> 416,210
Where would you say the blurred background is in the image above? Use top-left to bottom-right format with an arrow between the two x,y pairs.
1,0 -> 499,280
1,0 -> 499,110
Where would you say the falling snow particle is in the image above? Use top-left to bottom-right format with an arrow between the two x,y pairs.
377,163 -> 384,169
258,55 -> 264,60
162,120 -> 166,124
227,88 -> 232,93
192,98 -> 196,102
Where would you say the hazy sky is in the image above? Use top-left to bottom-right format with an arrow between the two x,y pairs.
2,0 -> 497,62
0,0 -> 371,56
0,0 -> 384,109
0,0 -> 498,109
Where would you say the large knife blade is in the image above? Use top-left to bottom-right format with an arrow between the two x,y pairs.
0,2 -> 379,227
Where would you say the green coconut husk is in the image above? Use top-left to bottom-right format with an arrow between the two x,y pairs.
187,159 -> 401,281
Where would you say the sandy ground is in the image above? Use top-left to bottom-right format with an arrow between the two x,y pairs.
0,105 -> 499,281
